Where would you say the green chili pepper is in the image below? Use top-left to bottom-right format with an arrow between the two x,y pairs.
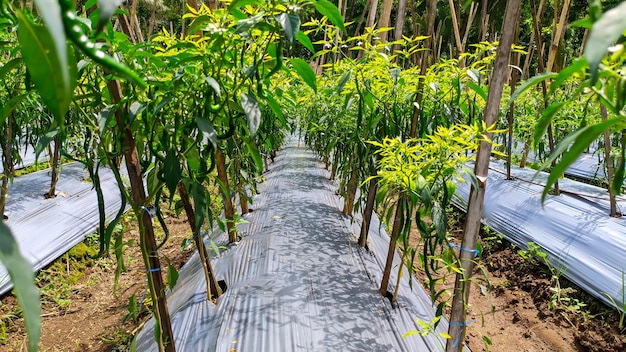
59,0 -> 147,88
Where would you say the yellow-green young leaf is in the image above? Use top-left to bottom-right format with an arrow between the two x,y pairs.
0,222 -> 40,352
17,11 -> 72,124
289,58 -> 317,92
402,330 -> 419,338
440,332 -> 452,339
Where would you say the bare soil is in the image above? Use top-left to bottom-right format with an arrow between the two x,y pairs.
411,210 -> 626,352
1,206 -> 625,351
0,208 -> 195,352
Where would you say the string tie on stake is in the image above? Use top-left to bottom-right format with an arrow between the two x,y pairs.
146,267 -> 161,273
450,319 -> 475,348
191,229 -> 206,241
449,319 -> 474,327
448,243 -> 480,257
140,205 -> 154,219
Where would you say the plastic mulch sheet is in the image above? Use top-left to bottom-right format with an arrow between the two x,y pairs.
454,159 -> 626,310
506,138 -> 606,182
136,138 -> 463,352
0,162 -> 124,295
0,144 -> 50,172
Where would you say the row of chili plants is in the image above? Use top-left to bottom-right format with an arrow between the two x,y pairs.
0,0 -> 347,351
292,1 -> 626,349
290,12 -> 514,350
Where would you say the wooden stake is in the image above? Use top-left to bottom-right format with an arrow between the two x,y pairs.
107,79 -> 175,352
446,1 -> 522,350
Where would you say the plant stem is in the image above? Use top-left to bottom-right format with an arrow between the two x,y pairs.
177,181 -> 221,301
216,148 -> 237,243
107,79 -> 175,352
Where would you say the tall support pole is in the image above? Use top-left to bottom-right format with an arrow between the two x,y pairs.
446,1 -> 522,350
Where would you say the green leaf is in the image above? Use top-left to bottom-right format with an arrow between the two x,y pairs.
128,101 -> 147,124
264,94 -> 287,127
17,11 -> 73,124
290,58 -> 317,92
534,101 -> 566,149
390,68 -> 401,83
197,117 -> 218,149
244,137 -> 263,172
585,1 -> 626,84
336,70 -> 351,93
0,93 -> 28,127
314,0 -> 345,33
549,58 -> 587,96
236,12 -> 264,34
33,0 -> 69,91
467,69 -> 481,83
241,93 -> 261,137
97,0 -> 124,32
35,128 -> 60,161
205,77 -> 221,97
466,81 -> 487,101
541,118 -> 623,203
97,106 -> 116,137
190,181 -> 208,233
276,13 -> 300,43
0,58 -> 22,81
432,202 -> 446,241
165,258 -> 179,290
296,31 -> 315,53
508,72 -> 557,106
163,149 -> 182,197
0,222 -> 41,352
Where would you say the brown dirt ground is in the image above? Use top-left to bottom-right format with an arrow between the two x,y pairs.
410,209 -> 626,352
0,206 -> 195,352
1,204 -> 625,351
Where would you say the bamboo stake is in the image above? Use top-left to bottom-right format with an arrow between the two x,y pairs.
353,0 -> 372,38
448,0 -> 463,59
529,0 -> 571,196
507,11 -> 522,180
446,1 -> 522,350
461,2 -> 478,54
